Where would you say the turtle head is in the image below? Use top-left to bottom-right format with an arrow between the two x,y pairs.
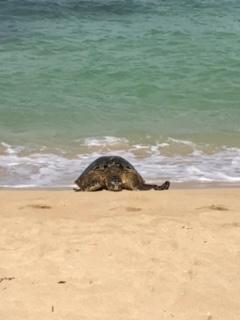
106,175 -> 123,192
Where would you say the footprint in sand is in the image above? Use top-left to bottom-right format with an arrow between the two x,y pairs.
222,222 -> 240,228
125,207 -> 142,212
20,204 -> 52,210
197,204 -> 228,211
0,277 -> 15,283
29,204 -> 52,209
110,206 -> 142,212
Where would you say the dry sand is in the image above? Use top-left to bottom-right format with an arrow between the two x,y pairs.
0,189 -> 240,320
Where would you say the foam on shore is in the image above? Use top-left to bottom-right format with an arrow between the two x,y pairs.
1,138 -> 240,188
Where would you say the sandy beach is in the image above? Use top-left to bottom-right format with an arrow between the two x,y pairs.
0,188 -> 240,320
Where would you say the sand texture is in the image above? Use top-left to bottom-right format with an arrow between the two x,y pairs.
0,189 -> 240,320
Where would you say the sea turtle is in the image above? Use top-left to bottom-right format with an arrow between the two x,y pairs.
74,156 -> 170,192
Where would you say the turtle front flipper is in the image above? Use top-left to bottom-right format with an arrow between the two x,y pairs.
153,181 -> 170,190
87,181 -> 103,191
138,183 -> 156,190
140,181 -> 170,191
73,187 -> 82,192
74,182 -> 103,192
74,183 -> 103,192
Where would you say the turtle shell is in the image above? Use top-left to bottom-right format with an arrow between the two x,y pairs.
80,156 -> 136,176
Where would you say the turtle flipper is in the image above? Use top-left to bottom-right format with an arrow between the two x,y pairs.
87,181 -> 103,191
73,187 -> 82,192
138,184 -> 154,190
140,181 -> 170,191
153,181 -> 170,190
73,181 -> 103,192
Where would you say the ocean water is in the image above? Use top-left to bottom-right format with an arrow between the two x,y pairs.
0,0 -> 240,187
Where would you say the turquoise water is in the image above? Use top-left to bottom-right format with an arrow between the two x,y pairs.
0,0 -> 240,187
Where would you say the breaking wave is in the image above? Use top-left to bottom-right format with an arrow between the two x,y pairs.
0,137 -> 240,188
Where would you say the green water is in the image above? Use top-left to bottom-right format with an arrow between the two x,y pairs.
1,0 -> 240,147
0,0 -> 240,186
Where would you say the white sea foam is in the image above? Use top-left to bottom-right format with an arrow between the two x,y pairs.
82,136 -> 129,147
167,137 -> 196,147
0,139 -> 240,187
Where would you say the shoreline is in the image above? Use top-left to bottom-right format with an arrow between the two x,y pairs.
1,181 -> 240,191
1,138 -> 240,189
